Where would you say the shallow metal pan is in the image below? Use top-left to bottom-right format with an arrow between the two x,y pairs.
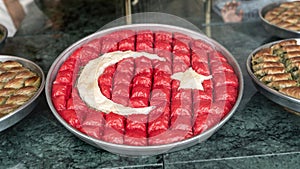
0,55 -> 45,132
45,24 -> 244,156
259,1 -> 300,39
246,38 -> 300,113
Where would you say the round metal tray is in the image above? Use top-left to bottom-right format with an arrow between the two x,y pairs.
259,1 -> 300,39
246,38 -> 300,113
0,55 -> 45,132
45,24 -> 244,156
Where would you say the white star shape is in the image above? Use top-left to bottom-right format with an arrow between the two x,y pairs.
171,67 -> 212,90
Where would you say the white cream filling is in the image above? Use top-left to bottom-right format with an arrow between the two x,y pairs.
77,50 -> 165,116
171,67 -> 212,90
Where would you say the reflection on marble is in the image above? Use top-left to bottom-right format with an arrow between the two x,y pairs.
165,152 -> 300,169
164,93 -> 300,163
0,95 -> 164,168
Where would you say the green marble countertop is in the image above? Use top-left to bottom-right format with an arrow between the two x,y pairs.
0,0 -> 299,168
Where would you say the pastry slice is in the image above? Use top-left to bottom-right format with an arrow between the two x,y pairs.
14,86 -> 38,97
0,61 -> 22,69
7,67 -> 30,73
254,67 -> 285,77
279,86 -> 300,99
15,71 -> 37,79
24,76 -> 41,88
285,51 -> 300,59
252,62 -> 284,71
252,55 -> 280,65
0,72 -> 17,83
282,45 -> 300,52
6,95 -> 30,106
260,73 -> 292,83
0,104 -> 18,115
0,88 -> 16,97
4,78 -> 25,89
267,80 -> 298,90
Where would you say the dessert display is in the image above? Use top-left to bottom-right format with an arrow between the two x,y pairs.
0,60 -> 41,118
251,39 -> 300,99
264,1 -> 300,32
46,24 -> 243,156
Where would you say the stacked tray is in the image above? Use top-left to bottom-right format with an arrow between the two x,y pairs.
259,0 -> 300,38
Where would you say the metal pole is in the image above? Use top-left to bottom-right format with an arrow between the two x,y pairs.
205,0 -> 211,37
125,0 -> 132,24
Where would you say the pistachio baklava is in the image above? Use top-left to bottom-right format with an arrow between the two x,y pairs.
252,39 -> 300,99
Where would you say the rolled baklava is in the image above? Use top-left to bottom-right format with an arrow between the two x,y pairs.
252,39 -> 300,99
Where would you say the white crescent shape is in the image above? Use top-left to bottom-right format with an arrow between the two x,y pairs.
77,51 -> 165,116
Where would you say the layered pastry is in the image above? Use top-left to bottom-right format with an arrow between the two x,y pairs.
51,29 -> 240,146
264,1 -> 300,32
0,60 -> 41,117
252,39 -> 300,99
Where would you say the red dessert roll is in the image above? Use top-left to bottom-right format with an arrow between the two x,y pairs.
52,84 -> 71,98
190,39 -> 214,52
124,114 -> 148,146
173,39 -> 190,55
155,31 -> 172,43
118,30 -> 136,41
148,102 -> 170,144
118,38 -> 135,51
103,57 -> 135,144
78,46 -> 100,66
210,50 -> 228,63
102,112 -> 125,144
154,41 -> 172,62
191,51 -> 209,64
213,72 -> 239,88
214,85 -> 238,105
132,76 -> 152,88
83,37 -> 102,54
101,37 -> 118,53
169,37 -> 193,141
98,64 -> 116,99
52,95 -> 67,112
211,61 -> 235,74
137,30 -> 154,42
136,40 -> 153,53
125,52 -> 153,146
81,109 -> 105,140
53,70 -> 73,85
173,32 -> 191,44
192,61 -> 210,76
60,109 -> 83,130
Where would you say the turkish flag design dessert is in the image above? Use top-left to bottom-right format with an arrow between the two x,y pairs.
51,29 -> 239,146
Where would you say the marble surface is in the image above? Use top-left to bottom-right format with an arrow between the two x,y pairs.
0,0 -> 299,168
